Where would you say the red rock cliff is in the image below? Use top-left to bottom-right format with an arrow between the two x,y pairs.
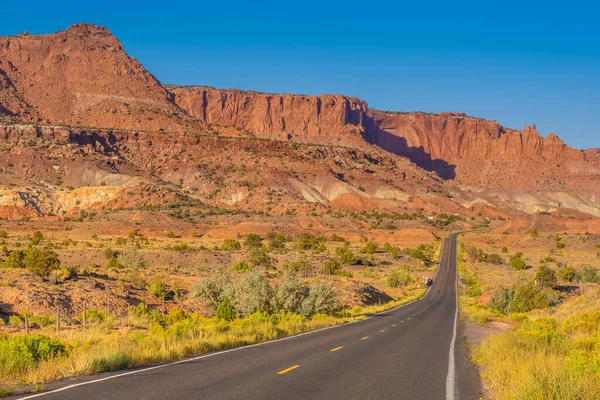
171,86 -> 368,138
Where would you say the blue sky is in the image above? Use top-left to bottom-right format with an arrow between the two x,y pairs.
2,0 -> 599,149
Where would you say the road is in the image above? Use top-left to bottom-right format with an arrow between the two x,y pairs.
18,232 -> 480,400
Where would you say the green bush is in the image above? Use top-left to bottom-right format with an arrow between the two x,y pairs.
294,233 -> 326,253
509,254 -> 527,270
556,241 -> 566,249
149,278 -> 166,299
360,241 -> 378,254
509,283 -> 560,313
0,334 -> 67,376
244,234 -> 263,249
9,315 -> 23,327
488,287 -> 515,315
30,231 -> 44,246
300,282 -> 337,317
273,270 -> 306,313
232,261 -> 250,272
561,266 -> 576,282
0,230 -> 8,238
387,270 -> 412,288
214,297 -> 237,321
336,244 -> 356,265
536,265 -> 558,289
323,259 -> 342,275
221,239 -> 241,251
249,248 -> 273,268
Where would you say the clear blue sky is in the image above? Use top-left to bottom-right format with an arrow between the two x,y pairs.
2,0 -> 599,149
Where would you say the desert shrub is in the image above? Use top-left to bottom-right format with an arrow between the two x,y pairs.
232,261 -> 250,272
244,233 -> 263,248
30,231 -> 44,246
329,234 -> 346,242
249,247 -> 273,268
9,315 -> 23,327
488,287 -> 515,315
228,271 -> 272,317
76,309 -> 108,325
578,266 -> 600,283
214,297 -> 237,321
360,241 -> 378,254
323,259 -> 342,275
509,254 -> 527,270
165,231 -> 177,238
283,261 -> 316,277
221,239 -> 241,251
536,265 -> 558,289
115,238 -> 128,245
29,314 -> 56,328
508,283 -> 560,313
556,241 -> 566,249
106,256 -> 122,270
501,246 -> 508,253
149,277 -> 166,299
0,334 -> 67,376
119,247 -> 146,270
20,249 -> 61,278
266,232 -> 287,251
0,230 -> 7,238
1,249 -> 27,269
485,253 -> 505,265
104,248 -> 117,260
294,233 -> 326,253
387,269 -> 412,288
561,266 -> 576,282
336,244 -> 356,265
300,282 -> 337,317
272,270 -> 306,313
191,271 -> 229,308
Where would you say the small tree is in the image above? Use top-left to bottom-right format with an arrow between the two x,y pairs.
360,241 -> 378,254
23,249 -> 61,278
215,297 -> 237,321
561,266 -> 576,282
244,234 -> 262,249
536,265 -> 557,289
509,254 -> 527,270
531,229 -> 539,238
149,277 -> 166,299
232,261 -> 250,272
30,231 -> 44,246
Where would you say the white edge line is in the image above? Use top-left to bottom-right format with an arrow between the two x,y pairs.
446,234 -> 458,400
16,237 -> 450,399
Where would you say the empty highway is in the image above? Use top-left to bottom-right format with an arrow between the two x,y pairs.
18,232 -> 479,400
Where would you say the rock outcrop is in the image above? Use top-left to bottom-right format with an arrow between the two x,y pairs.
171,86 -> 368,139
0,24 -> 193,131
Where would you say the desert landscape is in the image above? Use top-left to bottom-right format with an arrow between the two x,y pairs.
0,23 -> 599,399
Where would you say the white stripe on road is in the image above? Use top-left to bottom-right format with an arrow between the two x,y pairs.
446,235 -> 458,400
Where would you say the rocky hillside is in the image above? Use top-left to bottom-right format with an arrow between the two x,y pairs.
1,24 -> 599,217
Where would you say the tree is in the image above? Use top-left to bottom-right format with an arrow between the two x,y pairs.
336,244 -> 356,265
323,259 -> 342,275
215,297 -> 237,321
561,266 -> 576,282
509,254 -> 527,270
488,287 -> 515,315
501,246 -> 509,254
536,265 -> 557,289
149,277 -> 166,299
244,234 -> 263,249
360,241 -> 378,254
531,229 -> 539,238
30,231 -> 44,246
23,249 -> 60,278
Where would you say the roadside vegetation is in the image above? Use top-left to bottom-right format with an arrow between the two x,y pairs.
0,229 -> 439,396
458,233 -> 600,399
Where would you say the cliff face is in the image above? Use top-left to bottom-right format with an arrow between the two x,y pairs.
0,24 -> 192,131
0,24 -> 597,194
171,86 -> 368,138
366,111 -> 584,162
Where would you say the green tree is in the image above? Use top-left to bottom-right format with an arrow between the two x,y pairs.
536,265 -> 557,289
360,241 -> 378,254
215,297 -> 237,321
509,254 -> 527,270
561,266 -> 576,282
488,287 -> 515,315
30,231 -> 44,246
23,249 -> 61,278
149,277 -> 166,299
244,234 -> 263,249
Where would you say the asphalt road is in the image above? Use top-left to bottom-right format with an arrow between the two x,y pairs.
18,232 -> 480,400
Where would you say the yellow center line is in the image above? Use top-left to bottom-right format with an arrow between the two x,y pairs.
392,324 -> 396,327
278,365 -> 299,375
380,329 -> 386,332
330,346 -> 343,352
361,336 -> 369,340
408,317 -> 411,320
401,320 -> 404,323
